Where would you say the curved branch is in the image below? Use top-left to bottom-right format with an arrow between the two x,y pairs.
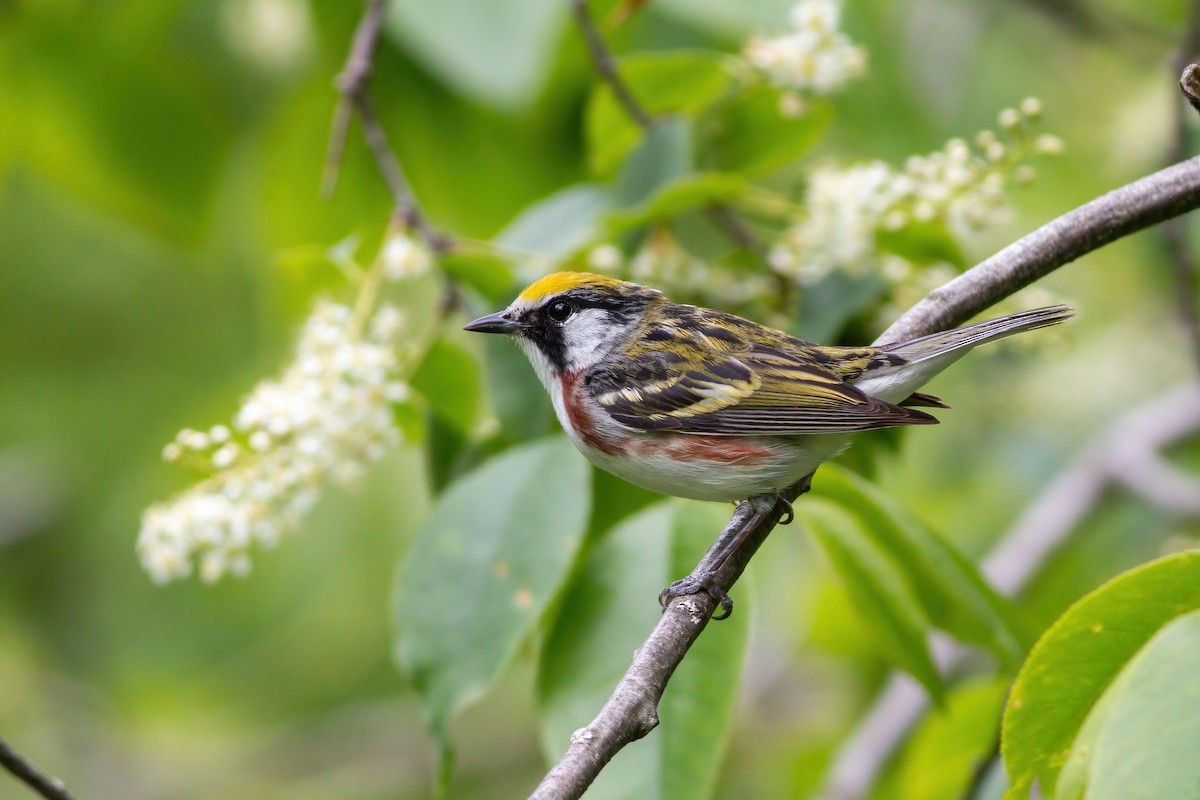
877,155 -> 1200,344
0,738 -> 74,800
322,0 -> 452,253
531,156 -> 1200,800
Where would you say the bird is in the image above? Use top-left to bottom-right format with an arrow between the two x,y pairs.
465,271 -> 1071,617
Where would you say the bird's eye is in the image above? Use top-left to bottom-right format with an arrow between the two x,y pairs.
547,300 -> 574,322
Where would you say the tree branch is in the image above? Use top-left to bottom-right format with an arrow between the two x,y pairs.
532,155 -> 1200,800
0,737 -> 74,800
322,0 -> 452,253
819,383 -> 1200,800
878,155 -> 1200,343
569,0 -> 654,131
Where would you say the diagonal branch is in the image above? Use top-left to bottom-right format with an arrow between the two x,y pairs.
531,154 -> 1200,800
877,154 -> 1200,343
322,0 -> 452,253
0,737 -> 74,800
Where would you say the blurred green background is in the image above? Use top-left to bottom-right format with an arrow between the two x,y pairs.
1,0 -> 1198,798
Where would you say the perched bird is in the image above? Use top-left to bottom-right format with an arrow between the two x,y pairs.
466,271 -> 1071,615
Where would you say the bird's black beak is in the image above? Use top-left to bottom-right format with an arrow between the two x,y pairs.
463,311 -> 519,334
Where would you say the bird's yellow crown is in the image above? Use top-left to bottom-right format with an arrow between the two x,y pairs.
518,271 -> 625,302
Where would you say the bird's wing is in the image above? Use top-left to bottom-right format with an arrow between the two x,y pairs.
586,316 -> 938,435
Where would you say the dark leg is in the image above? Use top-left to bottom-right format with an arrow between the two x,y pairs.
659,473 -> 814,619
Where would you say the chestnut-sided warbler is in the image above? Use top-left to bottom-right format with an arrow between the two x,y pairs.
466,271 -> 1071,614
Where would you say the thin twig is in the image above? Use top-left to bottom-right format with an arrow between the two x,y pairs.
0,738 -> 74,800
323,0 -> 453,253
568,0 -> 767,261
321,0 -> 387,199
531,156 -> 1200,800
569,0 -> 654,130
819,383 -> 1200,800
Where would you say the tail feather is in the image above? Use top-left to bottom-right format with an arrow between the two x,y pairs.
899,391 -> 950,409
882,305 -> 1074,364
852,305 -> 1073,404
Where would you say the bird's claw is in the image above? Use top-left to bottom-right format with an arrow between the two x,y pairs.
775,493 -> 795,525
659,574 -> 734,620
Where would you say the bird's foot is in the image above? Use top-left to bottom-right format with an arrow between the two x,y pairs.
659,573 -> 734,620
775,493 -> 795,525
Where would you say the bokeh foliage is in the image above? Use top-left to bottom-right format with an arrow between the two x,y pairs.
1,0 -> 1199,798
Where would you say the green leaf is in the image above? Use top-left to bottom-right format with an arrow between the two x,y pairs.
654,0 -> 797,35
410,339 -> 480,434
498,184 -> 612,259
605,172 -> 748,232
813,465 -> 1025,666
703,87 -> 831,177
393,436 -> 591,775
1001,552 -> 1200,799
614,118 -> 695,208
794,270 -> 887,343
538,501 -> 747,800
385,0 -> 565,111
587,50 -> 731,176
894,677 -> 1010,800
482,335 -> 557,440
876,219 -> 968,268
1054,609 -> 1200,800
438,252 -> 515,302
802,500 -> 943,701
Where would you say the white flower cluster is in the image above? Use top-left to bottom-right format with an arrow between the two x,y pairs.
744,0 -> 866,108
138,301 -> 409,584
770,100 -> 1063,284
381,232 -> 433,281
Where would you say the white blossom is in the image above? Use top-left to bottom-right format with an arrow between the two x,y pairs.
771,103 -> 1060,284
138,301 -> 409,584
220,0 -> 313,72
381,233 -> 432,281
744,0 -> 866,98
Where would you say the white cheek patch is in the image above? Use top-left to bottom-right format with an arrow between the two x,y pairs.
561,308 -> 614,372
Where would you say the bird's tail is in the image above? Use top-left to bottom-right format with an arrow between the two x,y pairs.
853,306 -> 1073,404
882,305 -> 1075,364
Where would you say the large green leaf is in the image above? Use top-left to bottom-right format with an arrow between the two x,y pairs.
813,465 -> 1024,666
1001,552 -> 1200,799
894,677 -> 1010,800
793,271 -> 887,344
393,436 -> 591,779
1054,609 -> 1200,800
803,500 -> 943,700
605,172 -> 748,233
482,335 -> 558,441
654,0 -> 796,35
498,183 -> 612,259
876,219 -> 968,269
703,87 -> 831,177
410,338 -> 480,435
538,501 -> 747,800
613,118 -> 695,209
385,0 -> 565,111
586,50 -> 731,177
